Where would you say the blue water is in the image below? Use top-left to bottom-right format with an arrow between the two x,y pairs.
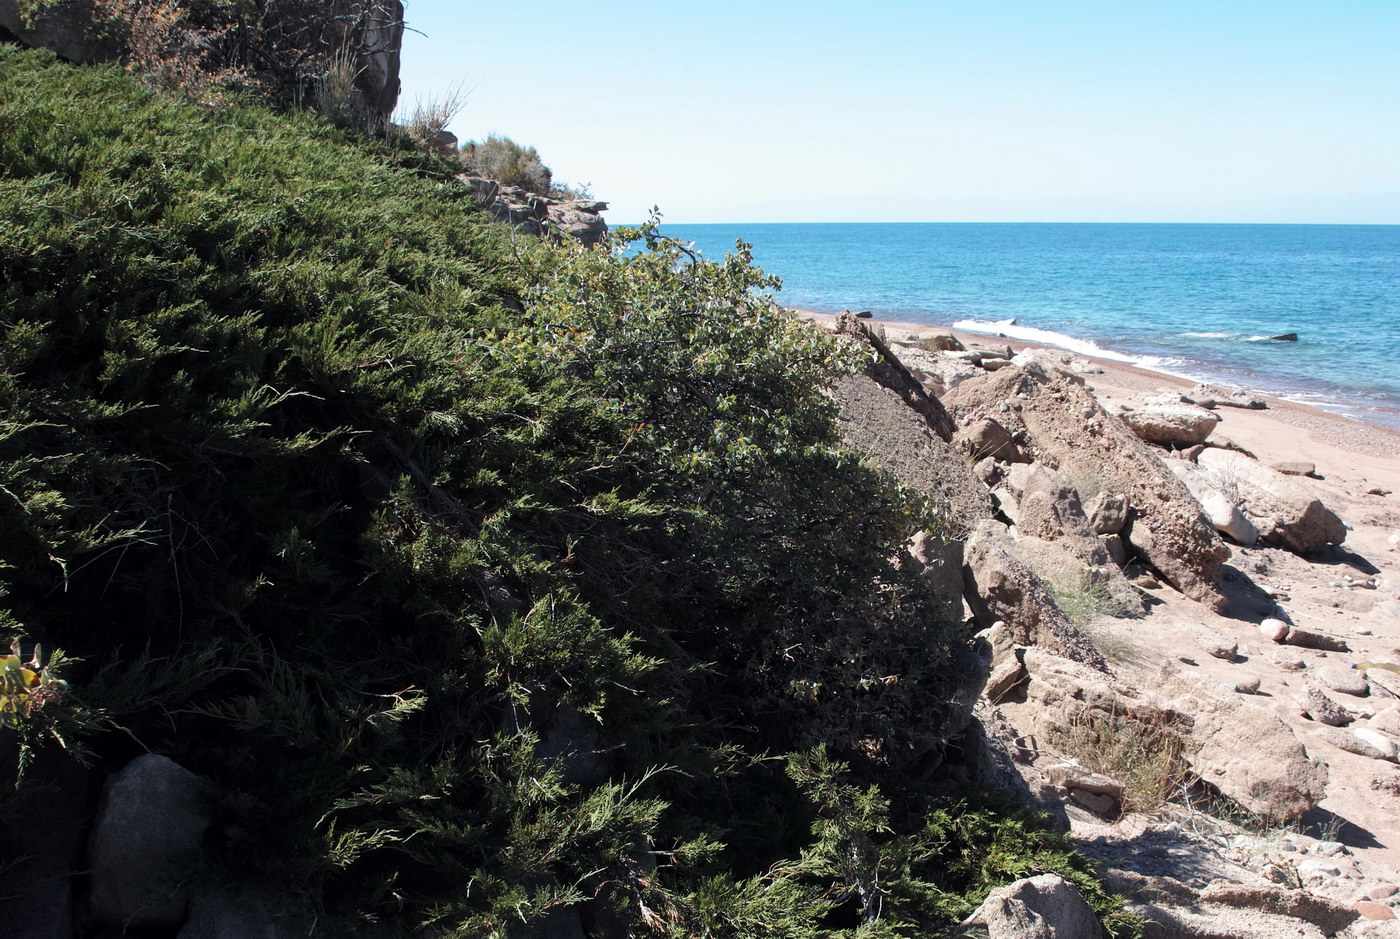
658,223 -> 1400,429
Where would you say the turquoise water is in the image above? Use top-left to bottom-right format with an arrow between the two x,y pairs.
659,223 -> 1400,429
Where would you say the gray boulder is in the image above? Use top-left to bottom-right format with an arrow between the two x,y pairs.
961,873 -> 1103,938
0,0 -> 118,63
1165,460 -> 1259,546
88,754 -> 212,929
1120,403 -> 1221,446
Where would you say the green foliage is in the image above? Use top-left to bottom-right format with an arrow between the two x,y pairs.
461,133 -> 555,193
0,46 -> 1128,936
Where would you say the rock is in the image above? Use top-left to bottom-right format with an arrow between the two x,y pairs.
1197,448 -> 1347,553
1285,627 -> 1350,653
1202,634 -> 1238,660
0,0 -> 118,63
962,521 -> 1105,668
459,176 -> 609,247
1272,461 -> 1317,477
1354,727 -> 1399,760
1372,708 -> 1400,737
985,657 -> 1028,702
1297,686 -> 1354,726
1165,459 -> 1259,546
905,530 -> 966,618
1186,383 -> 1267,410
1022,650 -> 1326,820
1120,403 -> 1222,446
1318,726 -> 1394,761
1227,676 -> 1261,694
1068,787 -> 1119,817
1380,599 -> 1400,621
961,873 -> 1102,939
1100,533 -> 1127,567
88,755 -> 212,929
1356,901 -> 1397,921
942,365 -> 1229,610
1046,763 -> 1125,797
1270,333 -> 1300,342
954,416 -> 1027,463
1014,467 -> 1134,602
1316,666 -> 1370,697
830,374 -> 992,523
919,331 -> 964,352
176,891 -> 295,939
1198,882 -> 1359,935
1173,688 -> 1328,820
1259,618 -> 1291,642
1084,490 -> 1128,535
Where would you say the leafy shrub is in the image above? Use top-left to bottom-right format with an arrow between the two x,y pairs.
0,46 -> 1126,936
461,133 -> 554,193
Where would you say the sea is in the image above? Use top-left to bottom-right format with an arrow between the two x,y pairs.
657,223 -> 1400,430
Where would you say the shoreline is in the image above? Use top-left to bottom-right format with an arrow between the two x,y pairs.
788,304 -> 1400,435
796,308 -> 1400,462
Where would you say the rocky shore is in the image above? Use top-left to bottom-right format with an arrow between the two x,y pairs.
813,309 -> 1400,937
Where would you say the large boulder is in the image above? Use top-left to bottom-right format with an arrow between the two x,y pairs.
0,0 -> 117,62
1164,460 -> 1259,546
829,374 -> 992,525
1196,448 -> 1346,553
961,873 -> 1103,938
943,365 -> 1229,610
88,754 -> 212,929
963,521 -> 1105,669
1120,403 -> 1221,446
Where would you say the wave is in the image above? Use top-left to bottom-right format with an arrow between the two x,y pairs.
951,318 -> 1141,364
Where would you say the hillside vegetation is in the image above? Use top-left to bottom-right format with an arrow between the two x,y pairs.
0,47 -> 1131,936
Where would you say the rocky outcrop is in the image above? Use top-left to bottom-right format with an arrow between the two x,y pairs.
457,175 -> 609,246
1196,448 -> 1346,553
0,0 -> 405,122
961,873 -> 1103,938
942,364 -> 1230,610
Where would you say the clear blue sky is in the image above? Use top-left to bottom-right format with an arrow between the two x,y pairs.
396,1 -> 1399,224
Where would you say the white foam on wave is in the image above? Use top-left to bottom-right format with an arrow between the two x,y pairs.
952,318 -> 1140,364
1179,331 -> 1238,339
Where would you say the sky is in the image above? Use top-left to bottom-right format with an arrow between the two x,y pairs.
395,1 -> 1400,224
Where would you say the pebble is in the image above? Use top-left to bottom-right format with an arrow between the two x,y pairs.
1298,687 -> 1353,726
1357,627 -> 1375,636
1203,637 -> 1238,660
1226,677 -> 1261,694
1367,885 -> 1399,900
1316,841 -> 1348,857
1260,618 -> 1291,642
